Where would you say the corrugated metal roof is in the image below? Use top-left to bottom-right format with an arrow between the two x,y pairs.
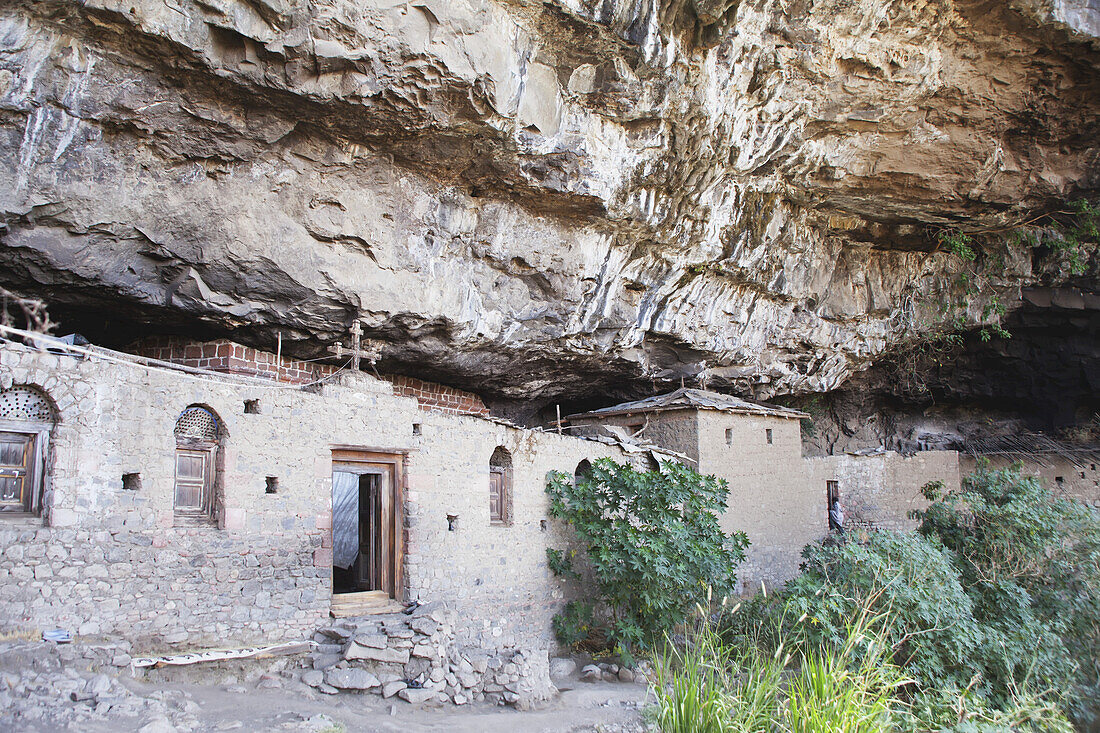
567,387 -> 809,421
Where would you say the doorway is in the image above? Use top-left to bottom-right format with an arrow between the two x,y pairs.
826,479 -> 840,526
331,450 -> 403,600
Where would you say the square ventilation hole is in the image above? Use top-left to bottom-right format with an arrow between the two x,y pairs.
265,476 -> 279,494
244,399 -> 261,414
122,473 -> 142,491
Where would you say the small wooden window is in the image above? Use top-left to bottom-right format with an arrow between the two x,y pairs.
489,447 -> 512,525
0,386 -> 56,516
0,434 -> 35,512
173,406 -> 222,522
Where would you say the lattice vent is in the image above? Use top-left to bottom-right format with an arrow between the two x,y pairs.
0,386 -> 55,423
174,407 -> 220,441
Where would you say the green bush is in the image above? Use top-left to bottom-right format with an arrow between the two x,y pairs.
721,462 -> 1099,728
918,464 -> 1100,721
782,531 -> 981,696
546,458 -> 748,657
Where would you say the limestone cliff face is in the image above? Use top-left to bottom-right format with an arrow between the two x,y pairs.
1,0 -> 1098,404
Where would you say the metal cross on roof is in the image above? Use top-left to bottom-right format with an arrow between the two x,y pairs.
329,321 -> 382,371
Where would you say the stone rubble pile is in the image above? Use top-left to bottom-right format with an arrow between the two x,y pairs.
0,640 -> 199,732
303,601 -> 552,708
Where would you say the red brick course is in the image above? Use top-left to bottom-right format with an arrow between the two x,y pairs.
125,337 -> 490,416
128,336 -> 336,385
385,374 -> 490,417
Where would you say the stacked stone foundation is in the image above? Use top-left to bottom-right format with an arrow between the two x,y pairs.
305,602 -> 551,708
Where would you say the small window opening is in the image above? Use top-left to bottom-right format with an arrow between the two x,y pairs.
1056,476 -> 1064,485
766,428 -> 773,444
1092,464 -> 1096,471
489,446 -> 513,525
574,459 -> 592,487
725,428 -> 733,446
540,519 -> 548,532
122,473 -> 142,491
1081,471 -> 1086,479
173,405 -> 224,523
265,476 -> 278,494
243,399 -> 260,414
412,423 -> 422,435
447,514 -> 458,531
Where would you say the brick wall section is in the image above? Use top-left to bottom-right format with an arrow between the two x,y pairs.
129,337 -> 335,385
385,375 -> 489,417
127,338 -> 490,416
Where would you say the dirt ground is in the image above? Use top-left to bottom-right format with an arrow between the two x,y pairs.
1,640 -> 652,733
139,677 -> 649,733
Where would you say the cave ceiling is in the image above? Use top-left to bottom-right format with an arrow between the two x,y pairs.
0,0 -> 1098,417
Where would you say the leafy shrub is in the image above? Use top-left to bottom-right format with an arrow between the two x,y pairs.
781,531 -> 981,696
551,600 -> 598,651
721,462 -> 1099,727
918,464 -> 1100,721
546,458 -> 748,657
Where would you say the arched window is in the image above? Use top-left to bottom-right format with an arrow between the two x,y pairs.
173,405 -> 223,523
0,386 -> 56,516
489,447 -> 512,525
574,459 -> 592,486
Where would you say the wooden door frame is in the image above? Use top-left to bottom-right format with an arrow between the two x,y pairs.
331,448 -> 406,601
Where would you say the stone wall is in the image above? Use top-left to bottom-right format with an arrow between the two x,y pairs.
958,454 -> 1100,509
0,343 -> 624,668
306,601 -> 551,707
806,451 -> 962,533
695,411 -> 819,592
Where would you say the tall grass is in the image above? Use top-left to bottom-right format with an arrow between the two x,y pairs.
652,612 -> 735,733
651,600 -> 1075,733
652,604 -> 906,733
785,612 -> 906,733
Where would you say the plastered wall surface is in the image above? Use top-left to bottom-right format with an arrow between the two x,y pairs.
694,412 -> 819,591
958,454 -> 1100,508
806,451 -> 962,532
0,343 -> 623,656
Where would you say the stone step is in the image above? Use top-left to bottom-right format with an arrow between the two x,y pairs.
330,591 -> 404,617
